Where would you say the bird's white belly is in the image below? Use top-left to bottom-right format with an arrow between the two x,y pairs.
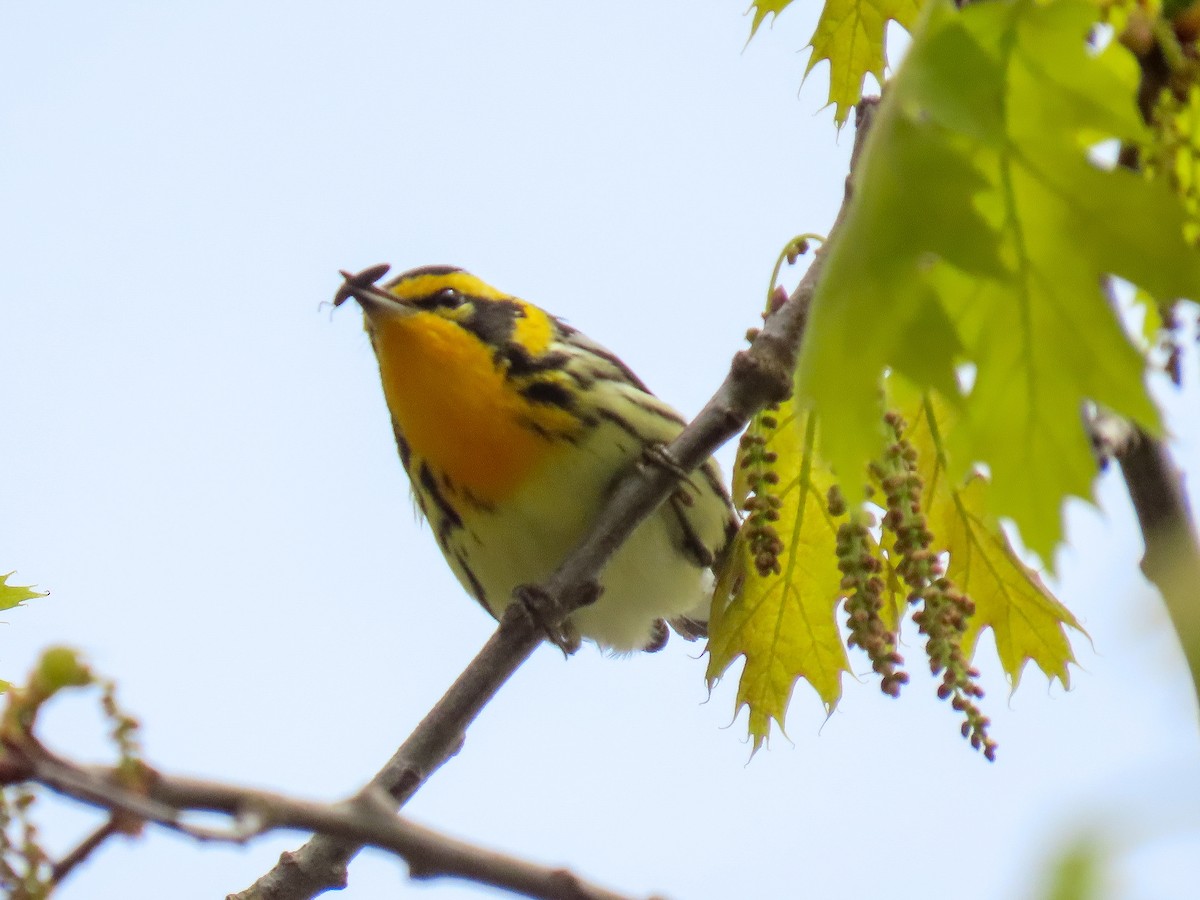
446,428 -> 714,652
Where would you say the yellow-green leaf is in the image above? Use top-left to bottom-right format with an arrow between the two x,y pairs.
707,405 -> 849,751
807,0 -> 920,125
901,391 -> 1084,688
942,477 -> 1081,687
747,0 -> 796,39
747,0 -> 917,125
0,572 -> 45,611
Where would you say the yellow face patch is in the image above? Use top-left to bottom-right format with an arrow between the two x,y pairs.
509,298 -> 554,357
386,270 -> 507,304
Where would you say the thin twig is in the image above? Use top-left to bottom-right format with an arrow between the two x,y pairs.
49,818 -> 122,888
234,97 -> 881,900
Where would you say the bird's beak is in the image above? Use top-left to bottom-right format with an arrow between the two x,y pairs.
333,263 -> 414,317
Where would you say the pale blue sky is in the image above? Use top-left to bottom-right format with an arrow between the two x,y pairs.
2,3 -> 1198,898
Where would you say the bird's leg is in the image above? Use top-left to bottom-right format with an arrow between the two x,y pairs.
641,443 -> 700,495
511,582 -> 600,657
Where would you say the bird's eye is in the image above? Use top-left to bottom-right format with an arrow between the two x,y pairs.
431,287 -> 464,308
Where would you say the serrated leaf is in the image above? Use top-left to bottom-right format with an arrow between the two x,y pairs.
899,389 -> 1084,689
0,572 -> 45,611
707,405 -> 849,751
807,0 -> 920,125
747,0 -> 796,39
747,0 -> 916,125
942,477 -> 1081,686
797,0 -> 1200,563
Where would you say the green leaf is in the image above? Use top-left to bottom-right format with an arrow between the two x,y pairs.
707,403 -> 849,751
796,0 -> 1200,562
0,573 -> 45,612
807,0 -> 920,125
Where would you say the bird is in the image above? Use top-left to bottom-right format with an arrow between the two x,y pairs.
335,263 -> 737,653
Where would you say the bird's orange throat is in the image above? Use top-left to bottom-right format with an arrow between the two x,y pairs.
368,310 -> 577,505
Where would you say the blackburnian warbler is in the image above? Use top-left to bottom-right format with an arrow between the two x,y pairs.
335,264 -> 737,653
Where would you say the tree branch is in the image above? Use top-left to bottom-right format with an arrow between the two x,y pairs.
0,735 -> 641,900
1091,408 -> 1200,691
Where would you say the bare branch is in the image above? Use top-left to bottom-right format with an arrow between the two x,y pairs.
2,736 -> 643,900
234,97 -> 882,900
